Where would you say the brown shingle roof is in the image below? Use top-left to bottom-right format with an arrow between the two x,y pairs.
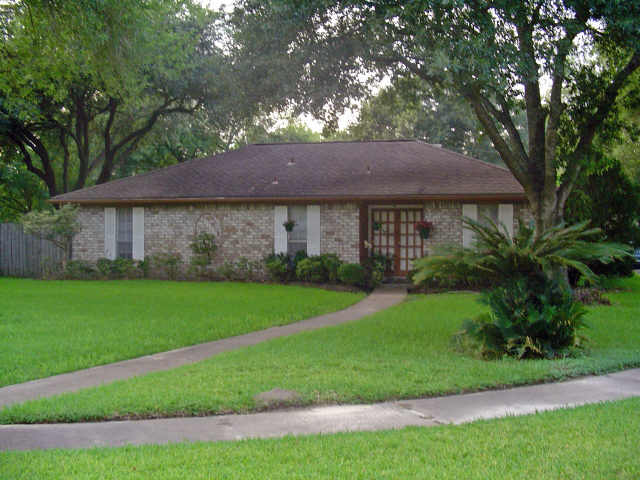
51,140 -> 525,204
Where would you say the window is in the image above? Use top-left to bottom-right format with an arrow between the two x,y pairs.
287,205 -> 307,255
477,204 -> 499,227
116,208 -> 133,259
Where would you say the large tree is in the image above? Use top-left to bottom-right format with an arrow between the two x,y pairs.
346,77 -> 511,164
237,0 -> 640,233
0,0 -> 284,198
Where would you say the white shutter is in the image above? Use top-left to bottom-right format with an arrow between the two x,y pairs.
462,204 -> 477,248
307,205 -> 320,256
132,207 -> 145,260
498,203 -> 514,238
104,207 -> 116,260
274,205 -> 288,254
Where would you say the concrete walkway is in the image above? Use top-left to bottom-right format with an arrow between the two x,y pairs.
1,368 -> 638,451
0,286 -> 407,408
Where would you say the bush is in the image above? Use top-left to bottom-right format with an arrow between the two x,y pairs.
63,260 -> 97,280
362,253 -> 391,289
151,252 -> 183,280
457,279 -> 588,359
296,257 -> 327,283
264,253 -> 293,282
338,263 -> 366,287
319,254 -> 342,283
96,257 -> 137,279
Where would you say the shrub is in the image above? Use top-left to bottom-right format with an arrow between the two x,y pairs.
296,257 -> 327,283
338,263 -> 366,287
63,260 -> 97,280
415,219 -> 630,360
151,252 -> 183,280
136,258 -> 150,278
21,204 -> 81,269
265,253 -> 293,282
319,254 -> 342,282
457,279 -> 588,359
96,257 -> 137,279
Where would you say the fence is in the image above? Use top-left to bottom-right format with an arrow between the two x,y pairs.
0,223 -> 64,278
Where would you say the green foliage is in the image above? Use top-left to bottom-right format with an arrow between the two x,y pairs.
295,257 -> 327,283
338,263 -> 366,287
151,252 -> 183,280
21,204 -> 80,261
96,258 -> 137,279
319,254 -> 342,283
264,253 -> 292,282
415,218 -> 629,359
63,260 -> 98,280
414,219 -> 631,288
566,160 -> 640,278
346,77 -> 505,164
458,279 -> 589,359
0,162 -> 48,222
216,257 -> 263,281
189,232 -> 217,262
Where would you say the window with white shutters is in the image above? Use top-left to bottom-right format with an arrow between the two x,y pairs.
287,205 -> 307,256
116,208 -> 133,259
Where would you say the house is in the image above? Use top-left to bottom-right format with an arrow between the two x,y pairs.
50,140 -> 529,276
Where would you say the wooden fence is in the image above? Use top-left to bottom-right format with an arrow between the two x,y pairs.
0,223 -> 64,278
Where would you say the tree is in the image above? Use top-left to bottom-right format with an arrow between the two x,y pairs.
346,77 -> 510,164
566,160 -> 640,277
0,0 -> 260,197
237,0 -> 640,234
22,204 -> 80,266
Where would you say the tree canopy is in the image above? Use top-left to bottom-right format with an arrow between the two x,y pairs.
237,0 -> 640,232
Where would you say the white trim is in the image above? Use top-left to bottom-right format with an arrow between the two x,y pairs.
462,204 -> 477,248
307,205 -> 320,256
132,207 -> 145,260
104,207 -> 116,260
498,203 -> 514,238
274,205 -> 288,254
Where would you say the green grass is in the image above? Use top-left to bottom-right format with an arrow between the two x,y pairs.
0,279 -> 363,386
3,276 -> 639,424
2,398 -> 639,479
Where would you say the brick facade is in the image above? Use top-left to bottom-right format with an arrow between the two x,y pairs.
320,203 -> 360,263
72,200 -> 529,269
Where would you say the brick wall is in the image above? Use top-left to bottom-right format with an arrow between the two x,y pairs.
72,200 -> 530,267
321,203 -> 360,263
421,200 -> 463,253
72,206 -> 104,261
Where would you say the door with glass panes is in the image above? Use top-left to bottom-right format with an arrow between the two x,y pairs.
371,208 -> 425,276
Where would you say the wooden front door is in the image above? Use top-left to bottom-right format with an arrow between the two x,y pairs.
371,208 -> 425,276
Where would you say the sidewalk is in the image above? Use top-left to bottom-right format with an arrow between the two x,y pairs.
0,286 -> 407,408
1,368 -> 638,451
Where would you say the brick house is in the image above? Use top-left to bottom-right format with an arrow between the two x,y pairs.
50,140 -> 528,276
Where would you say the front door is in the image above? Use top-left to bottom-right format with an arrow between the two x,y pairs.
371,208 -> 425,276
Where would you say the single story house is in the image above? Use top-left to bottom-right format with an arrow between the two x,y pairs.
51,140 -> 529,276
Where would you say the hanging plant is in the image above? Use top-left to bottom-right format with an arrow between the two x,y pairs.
416,220 -> 433,240
283,219 -> 296,232
372,221 -> 382,231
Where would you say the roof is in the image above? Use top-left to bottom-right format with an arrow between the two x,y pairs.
50,140 -> 525,204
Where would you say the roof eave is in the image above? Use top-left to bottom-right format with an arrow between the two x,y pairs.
49,193 -> 527,206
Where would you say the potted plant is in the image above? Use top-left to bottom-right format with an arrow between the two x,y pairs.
415,220 -> 433,240
283,219 -> 296,232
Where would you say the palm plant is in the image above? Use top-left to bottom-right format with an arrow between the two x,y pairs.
414,217 -> 631,359
413,218 -> 631,288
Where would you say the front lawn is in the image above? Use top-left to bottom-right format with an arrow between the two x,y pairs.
2,398 -> 638,479
0,279 -> 364,386
2,277 -> 638,424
